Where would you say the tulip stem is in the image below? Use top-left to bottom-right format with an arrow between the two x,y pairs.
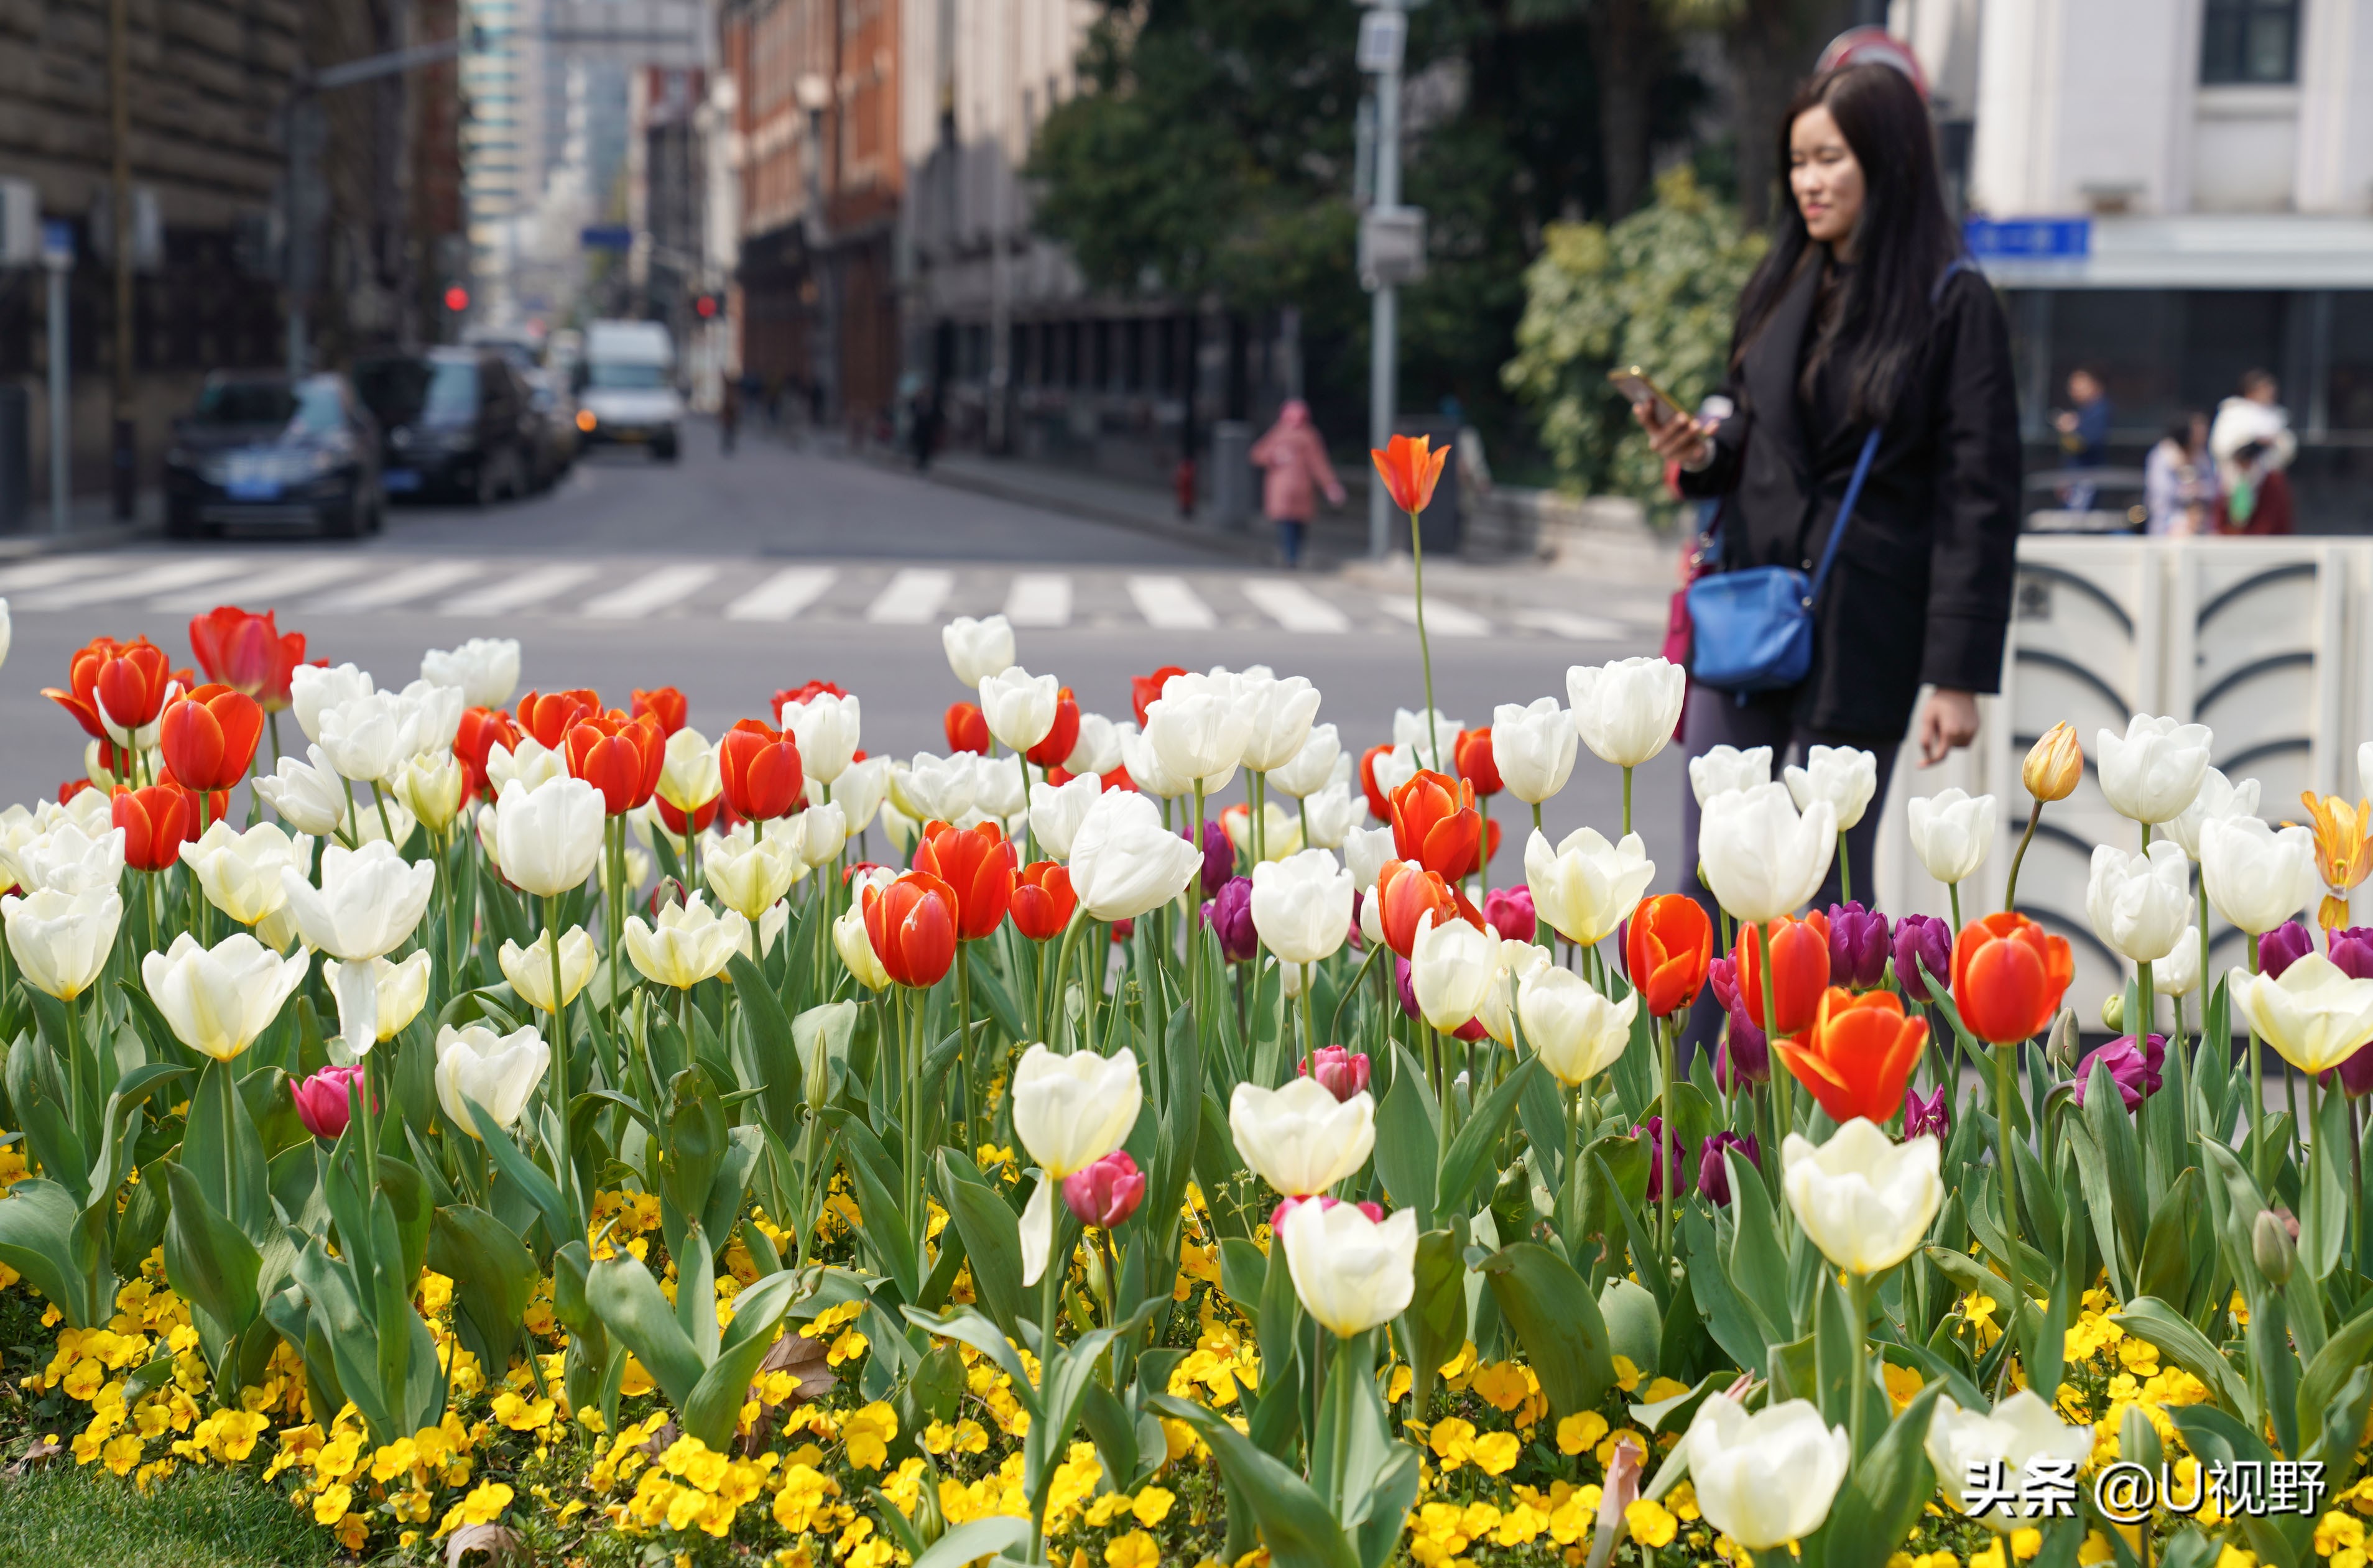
956,941 -> 977,1152
542,896 -> 575,1237
368,779 -> 397,849
1836,831 -> 1851,908
2247,938 -> 2267,1184
1251,771 -> 1265,867
1657,1015 -> 1676,1276
1846,1270 -> 1871,1457
2002,798 -> 2043,914
1948,882 -> 1962,934
1753,921 -> 1791,1146
1191,778 -> 1206,1057
1994,1040 -> 2025,1344
1621,767 -> 1633,841
1407,507 -> 1441,775
1300,964 -> 1316,1063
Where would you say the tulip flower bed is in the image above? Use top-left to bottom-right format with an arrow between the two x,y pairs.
6,460 -> 2373,1567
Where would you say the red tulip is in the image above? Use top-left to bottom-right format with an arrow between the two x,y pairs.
1358,744 -> 1394,822
655,795 -> 721,838
1062,1150 -> 1146,1228
863,871 -> 960,987
114,784 -> 197,871
717,719 -> 804,821
188,607 -> 312,711
292,1064 -> 369,1139
454,706 -> 520,797
1131,666 -> 1186,729
1011,860 -> 1077,942
47,637 -> 182,740
774,680 -> 848,713
1952,911 -> 2075,1045
159,685 -> 264,793
914,819 -> 1016,941
1374,859 -> 1483,958
631,686 -> 688,736
1773,987 -> 1929,1125
1371,433 -> 1448,515
1453,727 -> 1502,796
1025,687 -> 1081,770
565,713 -> 666,815
1732,913 -> 1832,1037
945,701 -> 990,755
515,688 -> 601,749
1626,894 -> 1713,1018
1389,770 -> 1483,881
1101,764 -> 1137,793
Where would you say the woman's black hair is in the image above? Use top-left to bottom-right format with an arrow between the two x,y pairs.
1730,62 -> 1963,427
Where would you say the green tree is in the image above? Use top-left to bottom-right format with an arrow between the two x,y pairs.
1501,165 -> 1766,514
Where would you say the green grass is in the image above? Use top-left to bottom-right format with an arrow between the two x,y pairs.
0,1461 -> 337,1568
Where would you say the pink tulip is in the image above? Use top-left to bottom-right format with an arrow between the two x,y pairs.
1300,1046 -> 1371,1103
1060,1150 -> 1146,1229
292,1064 -> 369,1140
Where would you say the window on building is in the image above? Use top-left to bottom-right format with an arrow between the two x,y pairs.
2200,0 -> 2299,85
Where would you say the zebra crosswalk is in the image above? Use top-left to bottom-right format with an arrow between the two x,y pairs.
0,550 -> 1666,644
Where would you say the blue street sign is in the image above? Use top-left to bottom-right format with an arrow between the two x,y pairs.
39,218 -> 73,268
1963,216 -> 2091,261
580,224 -> 632,251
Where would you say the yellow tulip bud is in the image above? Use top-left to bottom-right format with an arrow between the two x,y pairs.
2022,721 -> 2083,803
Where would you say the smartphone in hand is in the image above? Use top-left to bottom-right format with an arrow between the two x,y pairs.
1607,366 -> 1686,424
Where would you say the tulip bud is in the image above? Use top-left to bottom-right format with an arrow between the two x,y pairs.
2099,992 -> 2124,1033
1301,1046 -> 1371,1102
2048,1007 -> 2080,1069
2253,1208 -> 2297,1284
1202,877 -> 1257,963
2259,919 -> 2315,980
292,1064 -> 369,1140
1060,1150 -> 1145,1229
2022,721 -> 2083,802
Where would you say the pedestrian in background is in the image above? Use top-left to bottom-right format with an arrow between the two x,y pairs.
1250,399 -> 1344,568
719,376 -> 741,455
2211,368 -> 2297,535
2053,366 -> 2112,509
2144,412 -> 2215,536
910,384 -> 941,471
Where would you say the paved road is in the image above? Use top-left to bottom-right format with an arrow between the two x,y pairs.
0,424 -> 1688,885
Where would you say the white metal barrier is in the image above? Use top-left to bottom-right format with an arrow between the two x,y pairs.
1870,535 -> 2372,1022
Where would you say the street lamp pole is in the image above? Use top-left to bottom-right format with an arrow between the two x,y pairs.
1359,0 -> 1407,560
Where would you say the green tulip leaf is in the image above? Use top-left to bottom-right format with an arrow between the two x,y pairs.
1476,1241 -> 1614,1418
1149,1395 -> 1361,1568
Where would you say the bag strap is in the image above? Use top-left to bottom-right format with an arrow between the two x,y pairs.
1801,256 -> 1976,609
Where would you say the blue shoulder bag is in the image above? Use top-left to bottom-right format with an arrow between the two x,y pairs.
1684,258 -> 1970,695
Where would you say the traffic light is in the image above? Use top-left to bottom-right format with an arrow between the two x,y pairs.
692,290 -> 723,320
444,285 -> 470,313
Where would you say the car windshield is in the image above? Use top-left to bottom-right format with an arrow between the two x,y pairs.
293,381 -> 345,435
588,362 -> 667,390
356,358 -> 478,426
192,380 -> 297,427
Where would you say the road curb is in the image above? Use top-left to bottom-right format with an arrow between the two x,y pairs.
0,521 -> 165,562
873,454 -> 1271,566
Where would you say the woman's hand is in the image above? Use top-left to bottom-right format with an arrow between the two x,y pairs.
1635,399 -> 1714,471
1916,688 -> 1980,767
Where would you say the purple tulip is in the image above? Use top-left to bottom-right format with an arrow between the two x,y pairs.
1634,1115 -> 1693,1203
1717,1008 -> 1770,1089
2328,926 -> 2373,980
2329,1041 -> 2373,1098
1190,819 -> 1234,896
2071,1033 -> 2167,1111
1708,955 -> 1744,1016
1203,876 -> 1257,962
1483,886 -> 1536,943
2259,920 -> 2315,980
1892,913 -> 1954,1002
1696,1131 -> 1759,1206
1826,902 -> 1890,990
1903,1084 -> 1951,1140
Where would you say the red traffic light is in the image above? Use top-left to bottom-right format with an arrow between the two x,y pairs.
694,292 -> 719,318
444,285 -> 470,312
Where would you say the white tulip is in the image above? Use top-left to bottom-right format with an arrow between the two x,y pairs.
1905,788 -> 1998,888
1116,724 -> 1185,799
420,637 -> 521,708
392,751 -> 466,834
348,796 -> 418,851
1783,745 -> 1879,832
2153,931 -> 2200,997
978,665 -> 1060,753
1238,669 -> 1323,774
142,932 -> 310,1062
2200,814 -> 2319,935
1268,722 -> 1343,800
787,803 -> 846,870
320,949 -> 432,1051
1065,788 -> 1205,922
436,1023 -> 550,1138
39,788 -> 114,840
496,929 -> 599,1020
3,887 -> 121,999
1029,773 -> 1104,861
1927,1393 -> 2098,1534
1518,966 -> 1637,1086
1566,657 -> 1685,770
254,746 -> 351,836
1371,742 -> 1420,805
778,691 -> 861,785
1013,1045 -> 1144,1283
2164,767 -> 2259,861
486,736 -> 568,795
828,754 -> 892,836
290,663 -> 374,744
1341,824 -> 1397,893
1063,711 -> 1122,777
1525,827 -> 1655,947
1144,671 -> 1254,783
2085,841 -> 2194,964
1301,782 -> 1358,851
1230,1077 -> 1374,1196
969,754 -> 1028,822
1279,1200 -> 1417,1339
279,839 -> 435,962
834,903 -> 890,990
942,614 -> 1015,688
1224,801 -> 1301,864
1410,910 -> 1497,1032
493,777 -> 606,899
622,893 -> 750,989
1489,699 -> 1577,806
895,751 -> 981,824
657,727 -> 723,813
315,691 -> 421,783
1684,1397 -> 1849,1551
2227,952 -> 2373,1074
1475,938 -> 1552,1047
1251,849 -> 1354,966
183,821 -> 312,926
1687,745 -> 1772,807
1392,708 -> 1463,770
877,798 -> 920,857
12,823 -> 126,895
2096,714 -> 2214,826
1782,1119 -> 1944,1275
1359,888 -> 1387,949
396,680 -> 465,757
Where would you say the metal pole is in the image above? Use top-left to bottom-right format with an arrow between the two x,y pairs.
110,0 -> 136,521
47,257 -> 70,535
1366,0 -> 1402,560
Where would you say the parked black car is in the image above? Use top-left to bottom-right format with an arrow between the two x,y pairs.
163,373 -> 384,538
354,349 -> 539,505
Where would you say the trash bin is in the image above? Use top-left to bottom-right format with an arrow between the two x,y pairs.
1210,420 -> 1253,531
1393,416 -> 1459,553
0,384 -> 26,533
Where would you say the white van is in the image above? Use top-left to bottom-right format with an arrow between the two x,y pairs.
578,319 -> 683,461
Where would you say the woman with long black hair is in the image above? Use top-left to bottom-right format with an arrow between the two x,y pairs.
1640,60 -> 2020,929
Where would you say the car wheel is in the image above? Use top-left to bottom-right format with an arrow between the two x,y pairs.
472,462 -> 496,508
164,506 -> 196,540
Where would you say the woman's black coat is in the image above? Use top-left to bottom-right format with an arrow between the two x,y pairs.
1677,256 -> 2024,740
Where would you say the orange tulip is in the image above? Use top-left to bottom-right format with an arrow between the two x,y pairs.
114,783 -> 197,872
1358,743 -> 1394,821
631,686 -> 688,737
1374,859 -> 1485,958
516,688 -> 601,749
864,871 -> 959,987
47,636 -> 183,740
1732,913 -> 1832,1036
1951,911 -> 2074,1045
455,706 -> 520,798
1011,861 -> 1078,942
159,684 -> 264,793
945,701 -> 990,755
1390,769 -> 1483,881
914,819 -> 1016,941
717,719 -> 805,821
1371,433 -> 1448,516
1773,987 -> 1929,1125
1453,727 -> 1502,797
1626,894 -> 1713,1017
566,713 -> 667,816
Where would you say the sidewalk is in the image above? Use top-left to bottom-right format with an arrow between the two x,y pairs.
0,489 -> 164,561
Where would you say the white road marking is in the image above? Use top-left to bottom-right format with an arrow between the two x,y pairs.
1242,579 -> 1351,634
866,568 -> 955,624
723,566 -> 839,622
1378,596 -> 1491,637
17,556 -> 252,611
305,559 -> 482,612
1126,574 -> 1216,630
441,563 -> 603,616
0,556 -> 124,594
1511,607 -> 1630,641
1003,572 -> 1071,627
150,556 -> 374,612
580,563 -> 721,619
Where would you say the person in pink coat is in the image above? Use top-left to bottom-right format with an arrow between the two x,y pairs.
1249,399 -> 1345,567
